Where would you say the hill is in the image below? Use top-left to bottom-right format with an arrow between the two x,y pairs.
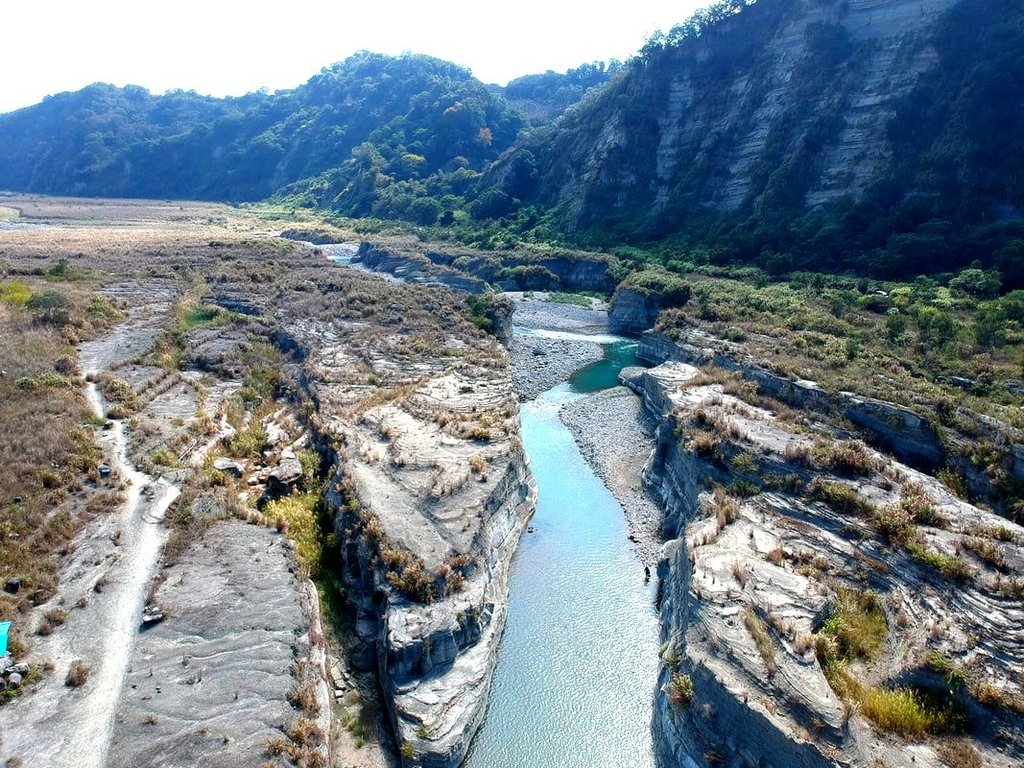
0,53 -> 525,219
478,0 -> 1024,285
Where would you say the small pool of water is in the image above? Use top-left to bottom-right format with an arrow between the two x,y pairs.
319,243 -> 359,265
569,340 -> 641,394
465,340 -> 658,768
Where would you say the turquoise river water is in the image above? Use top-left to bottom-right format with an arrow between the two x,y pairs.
465,339 -> 659,768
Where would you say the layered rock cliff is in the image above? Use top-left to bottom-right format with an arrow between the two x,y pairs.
519,0 -> 950,222
277,278 -> 536,767
624,362 -> 1024,768
354,239 -> 616,294
637,326 -> 1024,519
608,287 -> 664,334
492,0 -> 1024,278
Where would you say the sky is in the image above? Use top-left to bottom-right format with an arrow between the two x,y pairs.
0,0 -> 709,114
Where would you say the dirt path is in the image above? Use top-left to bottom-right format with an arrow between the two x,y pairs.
0,380 -> 179,767
0,283 -> 184,767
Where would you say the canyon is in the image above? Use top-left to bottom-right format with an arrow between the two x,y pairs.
1,199 -> 1022,768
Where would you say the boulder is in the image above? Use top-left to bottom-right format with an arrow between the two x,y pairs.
265,456 -> 303,499
212,457 -> 245,478
141,605 -> 165,626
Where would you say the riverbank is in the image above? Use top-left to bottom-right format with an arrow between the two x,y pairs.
560,388 -> 663,567
508,296 -> 607,400
511,335 -> 603,400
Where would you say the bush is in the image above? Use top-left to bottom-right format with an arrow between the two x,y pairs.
621,268 -> 692,307
669,671 -> 694,707
65,659 -> 90,687
26,290 -> 72,325
0,281 -> 32,306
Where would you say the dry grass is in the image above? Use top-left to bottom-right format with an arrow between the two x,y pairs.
935,740 -> 982,768
0,284 -> 121,638
711,486 -> 741,529
731,561 -> 749,588
810,439 -> 882,477
744,608 -> 778,677
65,659 -> 90,687
818,588 -> 888,663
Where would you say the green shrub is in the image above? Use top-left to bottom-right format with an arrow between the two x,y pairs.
660,642 -> 681,667
26,290 -> 72,325
225,423 -> 268,458
669,671 -> 695,707
818,588 -> 887,663
620,268 -> 691,307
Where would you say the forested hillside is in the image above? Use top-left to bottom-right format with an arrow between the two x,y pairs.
2,0 -> 1023,285
478,0 -> 1024,285
0,53 -> 525,218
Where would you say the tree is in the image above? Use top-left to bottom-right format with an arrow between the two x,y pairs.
470,189 -> 513,220
914,305 -> 956,350
949,267 -> 1001,299
885,310 -> 906,344
26,290 -> 72,325
408,197 -> 441,225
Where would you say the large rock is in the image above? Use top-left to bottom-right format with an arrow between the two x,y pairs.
287,309 -> 538,767
609,287 -> 662,334
264,455 -> 303,499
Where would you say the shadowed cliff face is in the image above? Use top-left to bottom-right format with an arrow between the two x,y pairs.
505,0 -> 1024,277
532,0 -> 957,228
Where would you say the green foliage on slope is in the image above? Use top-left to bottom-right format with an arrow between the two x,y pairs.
0,53 -> 525,209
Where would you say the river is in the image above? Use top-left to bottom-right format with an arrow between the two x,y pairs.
465,339 -> 659,768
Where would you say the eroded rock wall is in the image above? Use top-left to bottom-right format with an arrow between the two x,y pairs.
284,293 -> 536,767
637,329 -> 1022,513
609,287 -> 663,334
625,363 -> 1024,768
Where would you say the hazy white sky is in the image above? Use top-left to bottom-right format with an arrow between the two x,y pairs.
0,1 -> 708,114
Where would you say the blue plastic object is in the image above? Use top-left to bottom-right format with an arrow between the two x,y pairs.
0,621 -> 10,656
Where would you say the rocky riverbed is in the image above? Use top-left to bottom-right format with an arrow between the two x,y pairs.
560,388 -> 663,567
508,297 -> 608,400
511,335 -> 603,400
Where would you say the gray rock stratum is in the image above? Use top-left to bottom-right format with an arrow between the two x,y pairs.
622,362 -> 1024,768
108,521 -> 319,768
273,278 -> 537,767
